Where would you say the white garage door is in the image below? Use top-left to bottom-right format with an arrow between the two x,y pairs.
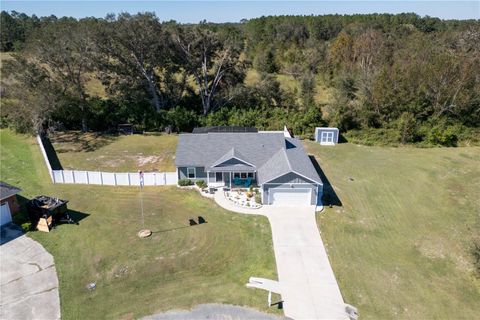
1,202 -> 12,226
269,188 -> 311,206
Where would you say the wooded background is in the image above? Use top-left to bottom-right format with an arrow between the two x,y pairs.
1,11 -> 479,146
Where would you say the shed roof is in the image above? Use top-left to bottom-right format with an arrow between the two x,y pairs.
0,181 -> 22,200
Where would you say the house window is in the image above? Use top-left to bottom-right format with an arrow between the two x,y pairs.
241,172 -> 247,179
247,172 -> 254,178
187,167 -> 196,179
234,172 -> 240,178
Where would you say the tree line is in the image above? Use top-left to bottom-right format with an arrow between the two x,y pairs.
1,11 -> 479,145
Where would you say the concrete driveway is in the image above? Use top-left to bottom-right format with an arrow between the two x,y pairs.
267,207 -> 347,320
214,192 -> 348,319
0,224 -> 60,320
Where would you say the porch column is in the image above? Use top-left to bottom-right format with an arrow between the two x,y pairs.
230,172 -> 232,189
207,171 -> 209,185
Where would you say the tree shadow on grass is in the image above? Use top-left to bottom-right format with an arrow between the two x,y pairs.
309,155 -> 342,207
49,131 -> 117,153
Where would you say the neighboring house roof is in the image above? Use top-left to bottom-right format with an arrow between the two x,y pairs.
175,132 -> 322,185
0,181 -> 22,201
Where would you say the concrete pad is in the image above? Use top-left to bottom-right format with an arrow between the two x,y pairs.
0,224 -> 60,320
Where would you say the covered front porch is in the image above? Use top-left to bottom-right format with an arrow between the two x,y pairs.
207,170 -> 257,189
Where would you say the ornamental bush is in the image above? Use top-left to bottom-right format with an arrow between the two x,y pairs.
178,178 -> 194,186
195,180 -> 207,189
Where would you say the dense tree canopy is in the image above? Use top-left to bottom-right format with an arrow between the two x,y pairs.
1,11 -> 479,145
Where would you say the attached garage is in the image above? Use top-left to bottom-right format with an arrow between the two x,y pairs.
1,203 -> 12,226
268,188 -> 312,206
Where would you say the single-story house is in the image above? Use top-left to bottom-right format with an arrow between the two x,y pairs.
175,127 -> 323,206
1,181 -> 21,226
315,127 -> 339,145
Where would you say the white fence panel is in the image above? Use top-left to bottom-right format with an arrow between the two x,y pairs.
115,173 -> 130,186
143,173 -> 156,186
63,170 -> 75,183
74,171 -> 88,184
52,170 -> 64,183
165,172 -> 178,185
155,173 -> 165,185
88,172 -> 102,185
102,172 -> 116,186
129,173 -> 140,186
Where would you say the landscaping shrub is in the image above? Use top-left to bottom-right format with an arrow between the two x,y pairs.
424,123 -> 458,146
195,180 -> 207,189
21,222 -> 32,232
178,178 -> 194,186
255,194 -> 262,204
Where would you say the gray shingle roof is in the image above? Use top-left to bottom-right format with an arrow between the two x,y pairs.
210,148 -> 253,168
0,181 -> 21,200
175,132 -> 322,185
256,148 -> 291,184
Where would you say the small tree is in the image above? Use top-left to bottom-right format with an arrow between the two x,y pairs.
397,112 -> 418,144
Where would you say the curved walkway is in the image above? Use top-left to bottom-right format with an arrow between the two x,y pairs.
1,224 -> 60,320
214,191 -> 348,320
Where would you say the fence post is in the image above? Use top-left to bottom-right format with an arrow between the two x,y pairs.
100,172 -> 103,185
72,171 -> 76,184
127,173 -> 131,186
61,171 -> 65,184
153,173 -> 157,186
164,172 -> 167,185
114,173 -> 117,186
86,171 -> 90,184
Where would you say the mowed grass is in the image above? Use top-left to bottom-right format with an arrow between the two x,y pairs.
304,141 -> 480,319
50,131 -> 178,172
0,129 -> 278,319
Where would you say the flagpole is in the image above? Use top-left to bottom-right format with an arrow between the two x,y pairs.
137,170 -> 151,238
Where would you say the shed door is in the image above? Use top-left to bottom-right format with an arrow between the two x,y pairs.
321,132 -> 334,144
1,202 -> 12,226
269,188 -> 311,206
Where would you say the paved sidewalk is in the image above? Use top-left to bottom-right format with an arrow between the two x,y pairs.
214,191 -> 348,320
0,224 -> 60,320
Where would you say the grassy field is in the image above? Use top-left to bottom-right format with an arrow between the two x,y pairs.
0,129 -> 278,319
50,132 -> 178,172
305,141 -> 480,319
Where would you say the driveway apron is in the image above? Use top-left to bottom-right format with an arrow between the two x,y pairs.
1,224 -> 61,320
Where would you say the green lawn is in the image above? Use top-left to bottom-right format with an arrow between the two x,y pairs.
50,131 -> 178,172
305,141 -> 480,319
0,129 -> 278,319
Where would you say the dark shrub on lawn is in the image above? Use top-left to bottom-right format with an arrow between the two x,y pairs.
195,180 -> 207,189
178,179 -> 194,186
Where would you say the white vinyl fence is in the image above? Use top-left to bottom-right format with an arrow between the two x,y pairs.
37,135 -> 178,186
51,170 -> 177,186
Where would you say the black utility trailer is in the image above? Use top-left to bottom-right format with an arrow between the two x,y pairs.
27,196 -> 72,232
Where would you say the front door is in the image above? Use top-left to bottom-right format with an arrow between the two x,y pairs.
215,172 -> 223,182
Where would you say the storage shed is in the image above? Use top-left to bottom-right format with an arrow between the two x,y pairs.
315,127 -> 339,145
